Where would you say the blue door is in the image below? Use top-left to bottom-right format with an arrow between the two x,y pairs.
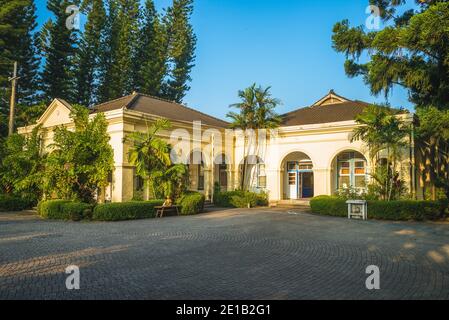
286,162 -> 314,199
300,172 -> 314,198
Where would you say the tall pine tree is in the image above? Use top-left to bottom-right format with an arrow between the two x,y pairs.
162,0 -> 196,103
17,0 -> 40,106
107,0 -> 139,99
75,0 -> 106,106
134,0 -> 168,97
40,0 -> 78,102
0,0 -> 40,136
97,0 -> 119,102
96,0 -> 197,103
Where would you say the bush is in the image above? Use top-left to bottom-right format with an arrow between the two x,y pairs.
366,200 -> 444,221
37,200 -> 72,219
92,200 -> 164,221
214,190 -> 268,208
61,202 -> 94,221
0,195 -> 34,212
335,187 -> 367,200
256,192 -> 269,206
310,196 -> 347,217
231,192 -> 258,208
214,190 -> 245,207
37,200 -> 93,221
310,195 -> 447,221
177,192 -> 205,215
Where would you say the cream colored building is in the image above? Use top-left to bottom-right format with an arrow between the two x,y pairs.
18,90 -> 419,204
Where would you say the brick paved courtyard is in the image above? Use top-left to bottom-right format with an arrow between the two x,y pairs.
1,208 -> 449,300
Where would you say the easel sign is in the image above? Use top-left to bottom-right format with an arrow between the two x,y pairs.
346,200 -> 368,220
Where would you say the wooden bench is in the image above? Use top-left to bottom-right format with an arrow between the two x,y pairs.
155,205 -> 180,218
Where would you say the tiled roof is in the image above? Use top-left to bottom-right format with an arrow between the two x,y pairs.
91,92 -> 229,128
281,100 -> 372,126
89,90 -> 392,128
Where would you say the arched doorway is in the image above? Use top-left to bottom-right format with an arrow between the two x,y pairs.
214,153 -> 229,192
239,155 -> 266,191
281,152 -> 314,199
188,150 -> 206,191
331,150 -> 368,193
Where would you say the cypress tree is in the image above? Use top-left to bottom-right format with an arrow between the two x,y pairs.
162,0 -> 196,103
40,0 -> 78,102
75,0 -> 106,106
0,0 -> 40,137
107,0 -> 140,99
0,0 -> 40,103
97,0 -> 119,103
134,0 -> 168,97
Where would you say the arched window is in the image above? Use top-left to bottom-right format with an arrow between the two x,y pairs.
257,162 -> 266,188
336,151 -> 367,190
188,151 -> 205,191
239,156 -> 266,190
198,156 -> 205,191
216,154 -> 228,189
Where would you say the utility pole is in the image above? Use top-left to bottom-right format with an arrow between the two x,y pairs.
8,61 -> 19,136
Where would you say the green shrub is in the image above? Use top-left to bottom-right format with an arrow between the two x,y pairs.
132,190 -> 145,201
92,200 -> 164,221
256,192 -> 269,206
61,202 -> 94,221
310,195 -> 447,221
177,192 -> 205,215
37,200 -> 93,221
214,190 -> 268,208
366,200 -> 444,221
0,195 -> 34,212
213,190 -> 244,207
231,192 -> 258,208
37,200 -> 72,219
310,196 -> 347,217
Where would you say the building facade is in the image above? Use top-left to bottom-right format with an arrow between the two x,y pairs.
18,90 -> 419,204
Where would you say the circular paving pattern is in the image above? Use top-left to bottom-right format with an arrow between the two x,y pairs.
1,208 -> 449,299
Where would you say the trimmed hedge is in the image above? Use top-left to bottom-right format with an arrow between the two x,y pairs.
61,202 -> 94,221
310,196 -> 347,217
92,200 -> 164,221
310,195 -> 447,221
37,200 -> 93,221
213,190 -> 268,208
0,195 -> 34,212
366,200 -> 445,221
38,200 -> 72,219
177,192 -> 205,215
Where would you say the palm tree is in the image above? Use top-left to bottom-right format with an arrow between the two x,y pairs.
351,105 -> 407,200
227,84 -> 281,190
125,118 -> 173,198
150,164 -> 189,200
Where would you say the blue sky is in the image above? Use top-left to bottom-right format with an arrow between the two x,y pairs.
35,0 -> 415,119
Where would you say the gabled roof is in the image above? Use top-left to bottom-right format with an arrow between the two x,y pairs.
311,89 -> 350,106
91,92 -> 229,128
36,98 -> 73,125
281,90 -> 371,126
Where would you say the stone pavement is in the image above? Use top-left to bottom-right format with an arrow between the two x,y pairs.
1,208 -> 449,300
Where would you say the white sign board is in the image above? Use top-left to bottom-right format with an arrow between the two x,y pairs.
346,200 -> 368,220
